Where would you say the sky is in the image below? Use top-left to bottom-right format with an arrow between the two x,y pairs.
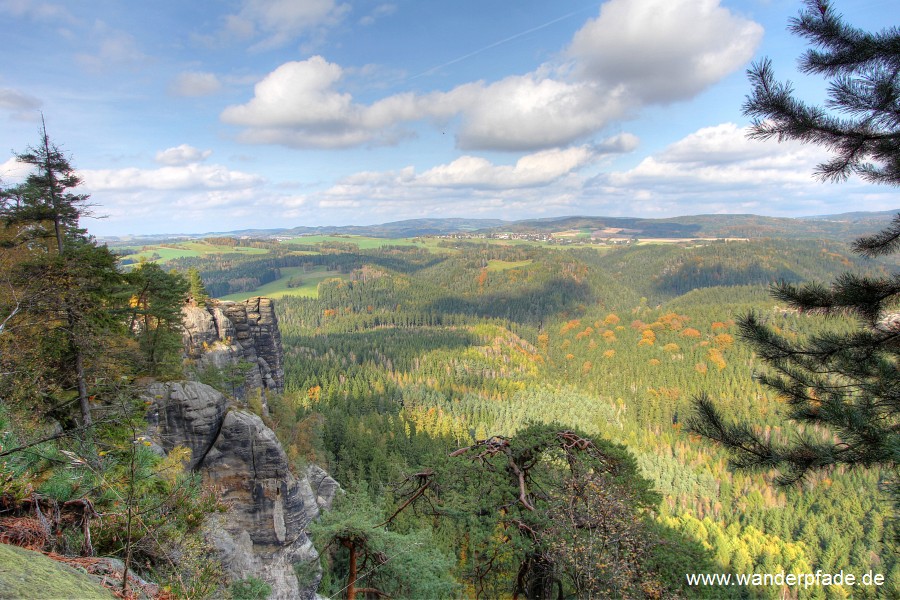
0,0 -> 897,236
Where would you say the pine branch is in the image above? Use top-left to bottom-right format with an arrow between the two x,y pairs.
853,214 -> 900,256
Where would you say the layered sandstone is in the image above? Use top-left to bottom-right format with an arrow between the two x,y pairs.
145,381 -> 337,600
181,297 -> 284,401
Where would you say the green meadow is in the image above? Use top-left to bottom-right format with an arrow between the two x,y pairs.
219,266 -> 350,301
485,259 -> 533,271
122,241 -> 269,263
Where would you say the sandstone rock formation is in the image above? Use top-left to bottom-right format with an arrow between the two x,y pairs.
182,297 -> 284,401
145,380 -> 337,600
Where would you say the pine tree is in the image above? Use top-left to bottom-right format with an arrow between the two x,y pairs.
2,117 -> 93,253
689,0 -> 900,505
1,123 -> 116,427
741,0 -> 899,186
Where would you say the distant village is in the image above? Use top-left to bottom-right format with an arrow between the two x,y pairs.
436,229 -> 640,245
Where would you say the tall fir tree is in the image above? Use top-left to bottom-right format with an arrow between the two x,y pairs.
2,118 -> 93,253
1,123 -> 116,427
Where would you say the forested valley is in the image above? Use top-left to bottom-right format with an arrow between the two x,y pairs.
2,0 -> 897,597
173,235 -> 899,598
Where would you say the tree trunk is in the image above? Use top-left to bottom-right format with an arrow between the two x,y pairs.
75,349 -> 92,427
344,539 -> 358,600
53,217 -> 63,255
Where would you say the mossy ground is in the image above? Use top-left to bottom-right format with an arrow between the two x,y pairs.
0,543 -> 114,600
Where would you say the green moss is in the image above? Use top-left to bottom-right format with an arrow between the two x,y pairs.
0,543 -> 115,600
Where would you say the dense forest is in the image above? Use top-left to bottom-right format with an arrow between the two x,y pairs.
159,236 -> 896,598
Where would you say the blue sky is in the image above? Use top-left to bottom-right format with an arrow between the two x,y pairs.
1,0 -> 896,236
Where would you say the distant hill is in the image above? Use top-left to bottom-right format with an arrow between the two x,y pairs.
101,218 -> 508,245
279,218 -> 507,238
100,211 -> 898,245
480,212 -> 900,241
803,209 -> 899,222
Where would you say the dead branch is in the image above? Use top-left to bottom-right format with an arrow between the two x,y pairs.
375,470 -> 434,528
0,301 -> 20,336
508,460 -> 535,511
557,431 -> 594,452
504,518 -> 539,540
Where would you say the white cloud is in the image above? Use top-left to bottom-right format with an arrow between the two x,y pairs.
0,0 -> 74,21
608,123 -> 825,188
221,57 -> 424,148
169,72 -> 222,97
359,3 -> 396,26
222,57 -> 352,128
0,157 -> 31,183
81,163 -> 263,192
655,123 -> 789,164
154,145 -> 213,166
312,169 -> 586,223
593,133 -> 640,154
567,0 -> 762,103
221,0 -> 761,151
220,58 -> 628,150
452,75 -> 630,151
325,146 -> 597,199
417,146 -> 595,189
564,121 -> 881,218
77,161 -> 277,234
219,0 -> 349,49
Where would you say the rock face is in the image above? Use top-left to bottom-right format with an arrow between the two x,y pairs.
145,296 -> 334,599
145,381 -> 337,600
182,297 -> 284,400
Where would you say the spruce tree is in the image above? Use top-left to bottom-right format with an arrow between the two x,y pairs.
1,123 -> 114,427
689,1 -> 900,503
2,118 -> 93,253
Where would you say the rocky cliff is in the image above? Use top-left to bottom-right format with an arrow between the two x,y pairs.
182,297 -> 285,401
145,381 -> 338,600
144,296 -> 337,599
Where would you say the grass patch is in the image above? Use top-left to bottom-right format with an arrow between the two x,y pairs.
121,242 -> 268,265
0,543 -> 115,599
219,266 -> 351,301
125,246 -> 202,263
485,259 -> 533,272
179,242 -> 269,255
